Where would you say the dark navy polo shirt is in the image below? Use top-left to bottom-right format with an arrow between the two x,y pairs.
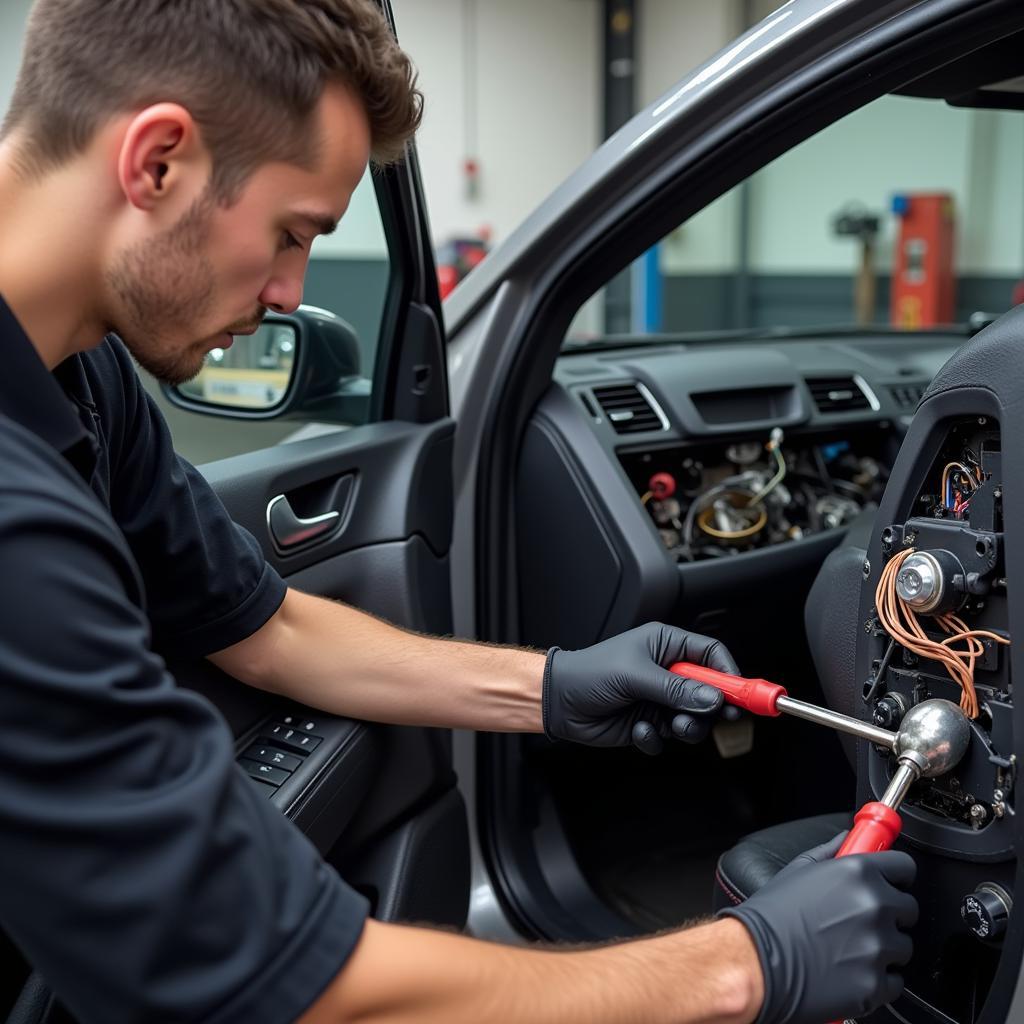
0,297 -> 368,1023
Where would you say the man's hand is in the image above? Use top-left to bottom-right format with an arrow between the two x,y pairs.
542,622 -> 740,753
719,834 -> 918,1024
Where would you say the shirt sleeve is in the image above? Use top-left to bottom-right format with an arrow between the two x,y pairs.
100,337 -> 286,656
0,446 -> 368,1024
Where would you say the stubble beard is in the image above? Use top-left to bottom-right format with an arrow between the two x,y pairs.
105,192 -> 220,385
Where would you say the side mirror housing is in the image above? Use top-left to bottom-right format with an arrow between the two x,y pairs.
163,305 -> 370,424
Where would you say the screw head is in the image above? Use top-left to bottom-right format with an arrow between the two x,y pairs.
863,559 -> 871,578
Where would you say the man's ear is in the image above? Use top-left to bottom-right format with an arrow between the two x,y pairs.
117,103 -> 211,212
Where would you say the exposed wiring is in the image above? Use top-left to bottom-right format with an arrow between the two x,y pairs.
747,445 -> 786,506
942,461 -> 977,512
964,448 -> 982,482
640,491 -> 654,505
875,548 -> 1010,719
747,428 -> 786,506
831,478 -> 867,499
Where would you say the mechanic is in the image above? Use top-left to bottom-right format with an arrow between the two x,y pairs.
0,2 -> 917,1023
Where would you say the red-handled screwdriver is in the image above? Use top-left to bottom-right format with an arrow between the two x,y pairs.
669,664 -> 971,856
668,662 -> 898,750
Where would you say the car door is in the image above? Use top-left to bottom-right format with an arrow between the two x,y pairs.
153,0 -> 465,941
154,22 -> 468,946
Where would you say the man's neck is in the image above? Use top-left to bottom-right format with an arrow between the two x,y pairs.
0,142 -> 108,369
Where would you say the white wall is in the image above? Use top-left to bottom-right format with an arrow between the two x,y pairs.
639,0 -> 741,107
10,2 -> 1013,283
0,1 -> 29,108
395,0 -> 602,247
640,0 -> 744,275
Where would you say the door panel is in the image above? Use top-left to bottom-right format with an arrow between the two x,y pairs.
168,418 -> 468,929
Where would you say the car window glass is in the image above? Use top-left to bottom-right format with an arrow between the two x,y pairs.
141,167 -> 390,464
566,96 -> 1024,343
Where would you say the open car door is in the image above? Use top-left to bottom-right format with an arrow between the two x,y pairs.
162,7 -> 467,929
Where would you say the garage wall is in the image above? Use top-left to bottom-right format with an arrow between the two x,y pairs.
641,0 -> 743,276
659,96 -> 1024,332
395,0 -> 602,247
0,3 -> 28,107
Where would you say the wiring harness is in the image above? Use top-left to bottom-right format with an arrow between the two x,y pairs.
876,547 -> 1010,719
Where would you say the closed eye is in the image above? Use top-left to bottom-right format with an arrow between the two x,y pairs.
281,231 -> 303,252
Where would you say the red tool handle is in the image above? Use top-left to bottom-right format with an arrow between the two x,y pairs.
836,801 -> 902,857
669,662 -> 787,717
827,805 -> 903,1024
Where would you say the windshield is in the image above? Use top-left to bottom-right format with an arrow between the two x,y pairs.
565,95 -> 1024,347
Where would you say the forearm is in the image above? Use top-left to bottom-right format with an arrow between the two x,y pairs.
300,917 -> 762,1024
210,588 -> 545,732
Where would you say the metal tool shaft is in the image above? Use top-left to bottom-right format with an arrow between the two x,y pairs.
880,761 -> 919,809
775,695 -> 898,750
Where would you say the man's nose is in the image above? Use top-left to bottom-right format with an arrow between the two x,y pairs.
258,274 -> 304,315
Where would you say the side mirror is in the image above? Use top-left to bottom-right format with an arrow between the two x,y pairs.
164,305 -> 370,423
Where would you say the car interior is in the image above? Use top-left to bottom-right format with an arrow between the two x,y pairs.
477,27 -> 1024,1024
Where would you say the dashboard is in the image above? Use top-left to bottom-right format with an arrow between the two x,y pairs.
520,331 -> 968,639
557,332 -> 963,560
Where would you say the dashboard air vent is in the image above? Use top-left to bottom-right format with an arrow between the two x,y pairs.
805,376 -> 872,413
890,383 -> 927,409
592,383 -> 666,434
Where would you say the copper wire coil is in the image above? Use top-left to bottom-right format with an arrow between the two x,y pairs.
875,547 -> 1010,719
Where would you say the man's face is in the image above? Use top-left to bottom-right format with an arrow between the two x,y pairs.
104,84 -> 370,385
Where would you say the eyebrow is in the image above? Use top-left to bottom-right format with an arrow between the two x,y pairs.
295,211 -> 338,237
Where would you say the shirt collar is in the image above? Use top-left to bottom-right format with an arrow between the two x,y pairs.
0,295 -> 93,460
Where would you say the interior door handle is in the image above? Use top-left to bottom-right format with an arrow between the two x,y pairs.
267,494 -> 340,550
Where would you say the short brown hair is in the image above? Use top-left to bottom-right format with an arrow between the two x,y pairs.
3,0 -> 422,198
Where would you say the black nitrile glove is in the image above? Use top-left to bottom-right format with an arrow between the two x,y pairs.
719,833 -> 918,1024
542,622 -> 740,753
